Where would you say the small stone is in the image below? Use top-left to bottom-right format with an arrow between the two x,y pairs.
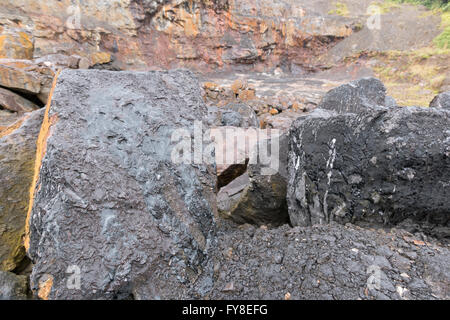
429,91 -> 450,110
78,57 -> 90,69
269,108 -> 279,115
231,79 -> 247,94
223,282 -> 235,292
89,52 -> 111,66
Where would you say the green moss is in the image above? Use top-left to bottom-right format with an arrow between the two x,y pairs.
434,28 -> 450,48
328,2 -> 350,17
369,47 -> 448,106
434,11 -> 450,48
390,0 -> 450,11
370,1 -> 402,13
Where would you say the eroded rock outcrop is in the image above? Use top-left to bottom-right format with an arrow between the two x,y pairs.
287,106 -> 450,237
27,69 -> 217,299
0,109 -> 44,271
0,0 -> 356,72
0,59 -> 53,105
0,29 -> 34,60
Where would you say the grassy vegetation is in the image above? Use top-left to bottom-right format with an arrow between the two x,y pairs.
433,11 -> 450,48
369,49 -> 449,105
370,1 -> 402,13
382,1 -> 450,48
390,0 -> 450,11
329,1 -> 450,105
328,2 -> 350,17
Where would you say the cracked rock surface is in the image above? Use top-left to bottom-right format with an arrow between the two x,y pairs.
0,109 -> 44,271
287,106 -> 450,237
209,222 -> 449,300
27,69 -> 217,299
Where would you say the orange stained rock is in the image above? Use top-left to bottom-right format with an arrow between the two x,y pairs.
413,240 -> 426,246
90,52 -> 111,66
0,116 -> 27,139
24,69 -> 61,252
238,89 -> 256,101
0,32 -> 34,60
260,119 -> 266,129
38,276 -> 53,300
204,82 -> 219,90
231,79 -> 246,94
269,108 -> 279,115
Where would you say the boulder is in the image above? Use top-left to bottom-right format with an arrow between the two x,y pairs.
318,77 -> 391,114
0,109 -> 44,271
0,59 -> 54,104
220,103 -> 259,128
0,271 -> 28,299
27,69 -> 217,299
33,54 -> 80,70
206,103 -> 258,128
430,91 -> 450,110
217,132 -> 289,226
0,87 -> 40,113
211,126 -> 259,188
0,30 -> 34,60
287,106 -> 450,237
261,110 -> 307,131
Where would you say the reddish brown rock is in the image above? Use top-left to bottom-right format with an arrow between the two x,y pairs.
0,87 -> 39,113
0,0 -> 355,72
0,59 -> 54,104
211,126 -> 259,188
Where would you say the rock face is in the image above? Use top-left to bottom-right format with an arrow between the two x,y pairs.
211,126 -> 259,189
210,222 -> 450,300
318,77 -> 391,113
0,30 -> 34,60
0,109 -> 44,271
0,59 -> 53,105
27,69 -> 217,299
0,87 -> 40,113
0,271 -> 29,299
287,106 -> 450,236
430,91 -> 450,110
0,0 -> 356,72
217,132 -> 289,226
